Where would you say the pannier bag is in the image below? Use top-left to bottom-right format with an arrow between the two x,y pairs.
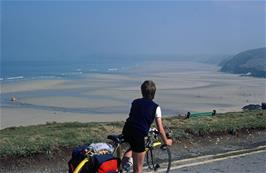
68,143 -> 119,173
94,154 -> 120,173
88,143 -> 114,153
68,144 -> 91,173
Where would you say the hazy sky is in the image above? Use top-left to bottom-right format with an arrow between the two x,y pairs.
2,1 -> 265,60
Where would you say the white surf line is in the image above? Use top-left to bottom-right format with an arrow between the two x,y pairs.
169,149 -> 266,172
172,144 -> 266,165
144,145 -> 266,173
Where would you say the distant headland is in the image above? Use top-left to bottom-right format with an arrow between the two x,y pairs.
220,47 -> 266,78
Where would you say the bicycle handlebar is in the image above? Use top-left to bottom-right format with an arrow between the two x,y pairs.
149,128 -> 159,134
149,127 -> 172,139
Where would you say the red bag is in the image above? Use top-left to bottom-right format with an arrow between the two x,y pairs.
97,158 -> 120,173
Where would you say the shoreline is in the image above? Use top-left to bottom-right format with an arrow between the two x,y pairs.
1,61 -> 265,129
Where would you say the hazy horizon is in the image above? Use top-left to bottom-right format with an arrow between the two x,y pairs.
2,1 -> 265,61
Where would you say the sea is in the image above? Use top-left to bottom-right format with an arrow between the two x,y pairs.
2,57 -> 265,128
0,56 -> 143,83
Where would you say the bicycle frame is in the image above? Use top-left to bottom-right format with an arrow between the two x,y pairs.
72,129 -> 167,173
112,138 -> 162,172
73,158 -> 89,173
147,141 -> 162,150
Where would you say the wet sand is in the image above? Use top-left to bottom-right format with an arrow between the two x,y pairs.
1,61 -> 265,129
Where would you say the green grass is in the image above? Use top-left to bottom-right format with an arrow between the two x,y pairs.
0,110 -> 265,158
0,121 -> 123,157
165,110 -> 266,138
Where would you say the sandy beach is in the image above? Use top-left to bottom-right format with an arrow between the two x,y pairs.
1,61 -> 265,129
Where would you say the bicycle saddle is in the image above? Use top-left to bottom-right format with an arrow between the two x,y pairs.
107,134 -> 124,144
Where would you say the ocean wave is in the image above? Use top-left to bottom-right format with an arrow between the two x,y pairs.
31,75 -> 63,80
32,71 -> 83,79
2,67 -> 124,82
108,68 -> 118,72
7,76 -> 24,80
62,72 -> 83,76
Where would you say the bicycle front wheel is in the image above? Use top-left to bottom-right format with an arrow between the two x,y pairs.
145,145 -> 171,173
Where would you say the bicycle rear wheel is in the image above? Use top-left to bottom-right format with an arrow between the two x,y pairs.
145,145 -> 171,173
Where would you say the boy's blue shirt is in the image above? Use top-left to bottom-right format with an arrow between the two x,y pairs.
125,98 -> 159,136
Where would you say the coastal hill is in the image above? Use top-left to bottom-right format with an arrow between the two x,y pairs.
220,47 -> 266,77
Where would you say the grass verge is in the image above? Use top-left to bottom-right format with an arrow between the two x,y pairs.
0,110 -> 265,158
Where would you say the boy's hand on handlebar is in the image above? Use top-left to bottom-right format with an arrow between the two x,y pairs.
165,139 -> 173,146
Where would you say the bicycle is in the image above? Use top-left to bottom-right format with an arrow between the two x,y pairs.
73,128 -> 172,173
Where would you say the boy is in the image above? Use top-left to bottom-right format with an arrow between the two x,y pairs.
122,80 -> 173,173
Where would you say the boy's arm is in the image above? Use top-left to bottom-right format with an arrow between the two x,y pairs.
155,117 -> 172,146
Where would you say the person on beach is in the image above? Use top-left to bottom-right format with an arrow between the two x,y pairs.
122,80 -> 173,173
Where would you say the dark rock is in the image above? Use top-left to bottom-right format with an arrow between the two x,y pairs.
242,104 -> 261,111
10,96 -> 17,102
262,103 -> 266,110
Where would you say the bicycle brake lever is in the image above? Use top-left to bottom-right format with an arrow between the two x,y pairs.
160,144 -> 168,150
166,132 -> 172,139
